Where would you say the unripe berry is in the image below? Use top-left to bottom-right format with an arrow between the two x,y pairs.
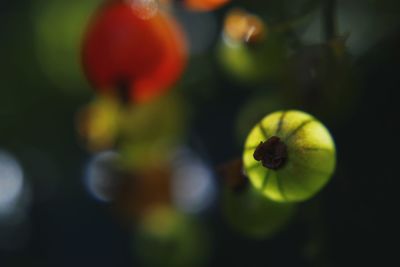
134,207 -> 209,267
217,9 -> 287,84
243,110 -> 336,202
223,185 -> 295,239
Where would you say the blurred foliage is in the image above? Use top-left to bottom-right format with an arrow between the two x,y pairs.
283,42 -> 359,124
237,0 -> 320,26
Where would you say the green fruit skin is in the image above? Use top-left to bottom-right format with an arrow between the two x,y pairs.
217,34 -> 286,84
118,93 -> 187,169
243,110 -> 336,202
135,208 -> 207,267
33,0 -> 102,94
223,186 -> 295,239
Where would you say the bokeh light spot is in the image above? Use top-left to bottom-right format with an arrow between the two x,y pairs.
171,148 -> 216,214
0,150 -> 24,215
126,0 -> 160,19
84,151 -> 121,202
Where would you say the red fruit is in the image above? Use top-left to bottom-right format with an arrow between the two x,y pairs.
184,0 -> 230,11
82,1 -> 187,103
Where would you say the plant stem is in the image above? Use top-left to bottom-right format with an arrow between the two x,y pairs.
322,0 -> 337,41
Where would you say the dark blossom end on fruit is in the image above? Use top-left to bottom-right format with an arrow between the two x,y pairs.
253,136 -> 287,170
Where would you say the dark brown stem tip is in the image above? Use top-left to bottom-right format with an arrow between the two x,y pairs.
115,78 -> 132,105
253,136 -> 288,170
217,159 -> 249,193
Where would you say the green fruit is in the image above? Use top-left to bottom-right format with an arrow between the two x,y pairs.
223,185 -> 295,239
217,9 -> 287,84
217,34 -> 286,84
76,93 -> 186,166
76,95 -> 121,152
33,0 -> 102,94
134,207 -> 208,267
118,93 -> 187,169
243,110 -> 336,202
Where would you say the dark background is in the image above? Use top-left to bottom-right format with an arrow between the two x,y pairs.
0,0 -> 398,266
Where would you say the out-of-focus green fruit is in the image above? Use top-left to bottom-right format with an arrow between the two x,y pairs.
76,92 -> 187,167
223,184 -> 295,239
76,95 -> 121,152
118,93 -> 187,169
217,9 -> 287,84
33,0 -> 102,94
134,207 -> 208,267
243,110 -> 336,202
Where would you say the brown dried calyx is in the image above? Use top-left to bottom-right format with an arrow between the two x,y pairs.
253,136 -> 287,170
218,159 -> 249,193
223,8 -> 267,44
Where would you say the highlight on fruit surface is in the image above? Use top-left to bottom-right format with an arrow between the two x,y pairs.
243,110 -> 336,202
82,0 -> 187,103
223,8 -> 267,44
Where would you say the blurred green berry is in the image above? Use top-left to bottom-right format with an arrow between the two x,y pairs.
33,0 -> 102,94
217,9 -> 287,84
223,184 -> 295,239
134,207 -> 208,267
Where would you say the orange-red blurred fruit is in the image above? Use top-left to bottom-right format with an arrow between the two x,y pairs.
113,165 -> 173,221
82,0 -> 187,103
184,0 -> 230,11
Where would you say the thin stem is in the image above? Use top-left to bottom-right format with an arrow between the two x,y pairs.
322,0 -> 337,41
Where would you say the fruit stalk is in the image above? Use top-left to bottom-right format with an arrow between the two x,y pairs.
322,0 -> 337,41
